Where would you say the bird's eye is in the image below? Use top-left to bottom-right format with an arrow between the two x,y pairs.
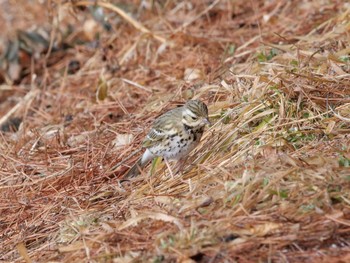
191,116 -> 198,120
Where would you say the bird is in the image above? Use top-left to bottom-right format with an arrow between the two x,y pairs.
124,99 -> 210,178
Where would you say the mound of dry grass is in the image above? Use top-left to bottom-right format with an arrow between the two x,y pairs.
1,0 -> 349,262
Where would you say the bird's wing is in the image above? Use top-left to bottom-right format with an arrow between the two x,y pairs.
142,126 -> 166,148
142,108 -> 182,148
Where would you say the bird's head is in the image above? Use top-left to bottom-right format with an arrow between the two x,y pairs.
182,100 -> 210,128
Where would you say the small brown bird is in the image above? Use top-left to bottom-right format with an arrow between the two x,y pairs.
124,100 -> 210,178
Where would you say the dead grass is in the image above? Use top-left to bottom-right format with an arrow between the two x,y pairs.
0,0 -> 350,262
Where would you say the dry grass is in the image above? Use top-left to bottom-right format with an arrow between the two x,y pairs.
1,0 -> 350,262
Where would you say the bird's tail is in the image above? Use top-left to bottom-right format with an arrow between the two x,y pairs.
124,157 -> 144,178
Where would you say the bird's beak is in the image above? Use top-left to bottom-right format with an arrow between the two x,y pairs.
203,118 -> 211,126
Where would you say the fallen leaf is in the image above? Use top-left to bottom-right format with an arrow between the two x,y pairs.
118,211 -> 183,230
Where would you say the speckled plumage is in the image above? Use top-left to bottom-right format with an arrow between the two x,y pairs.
124,100 -> 209,178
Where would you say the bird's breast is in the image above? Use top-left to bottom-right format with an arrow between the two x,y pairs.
148,125 -> 204,160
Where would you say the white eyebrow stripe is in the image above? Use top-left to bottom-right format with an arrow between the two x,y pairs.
184,109 -> 197,117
